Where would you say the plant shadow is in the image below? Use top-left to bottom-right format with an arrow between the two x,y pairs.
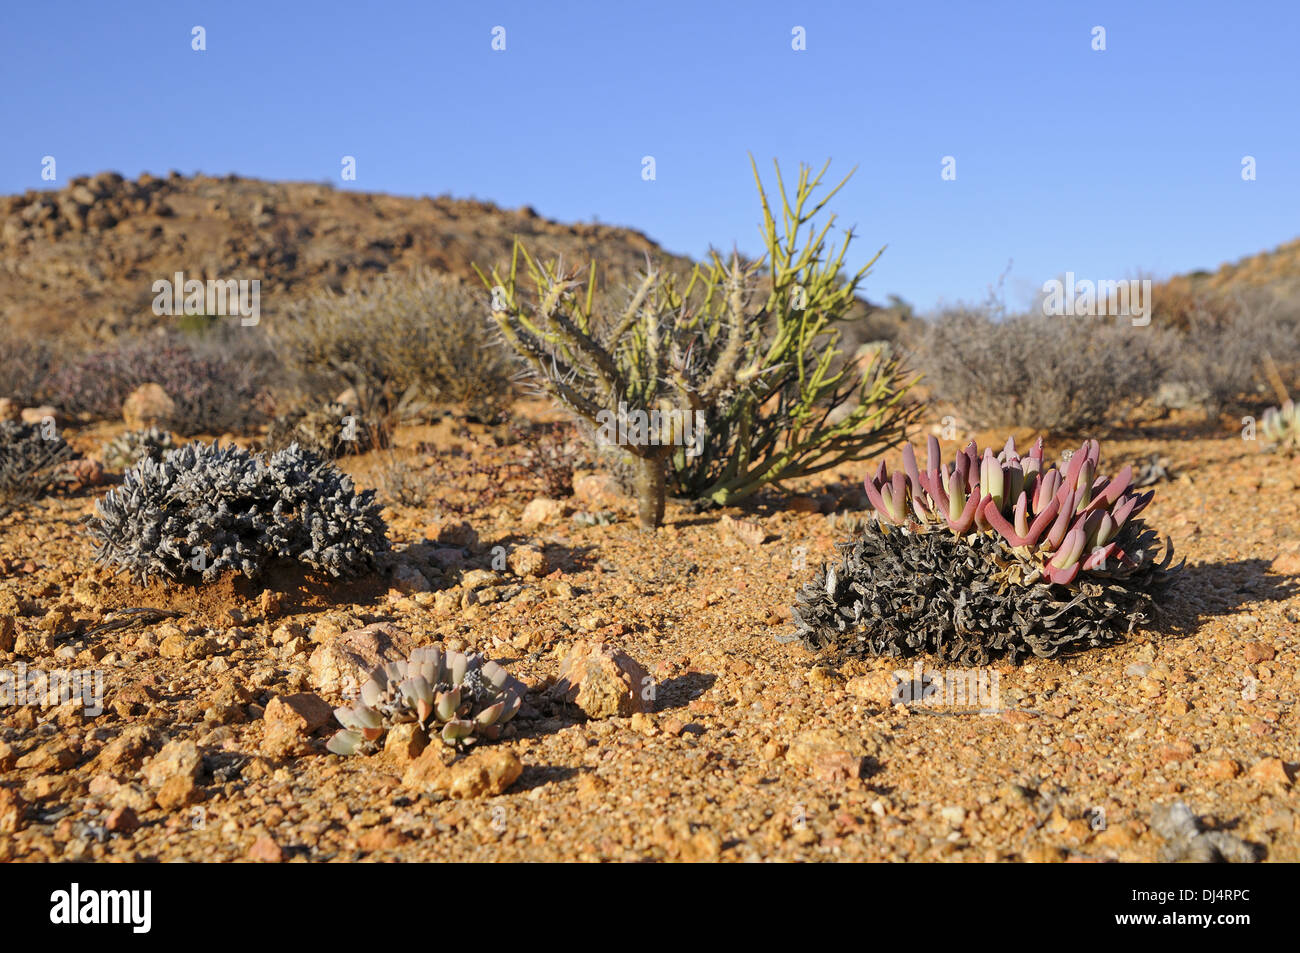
1154,558 -> 1299,636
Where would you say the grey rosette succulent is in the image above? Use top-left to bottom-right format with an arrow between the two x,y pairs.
327,646 -> 525,755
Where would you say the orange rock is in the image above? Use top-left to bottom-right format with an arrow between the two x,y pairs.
1248,757 -> 1292,786
248,835 -> 284,862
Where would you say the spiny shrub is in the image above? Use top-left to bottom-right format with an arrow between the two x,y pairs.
87,442 -> 389,584
273,270 -> 515,426
481,158 -> 920,528
328,646 -> 525,754
791,436 -> 1180,664
101,427 -> 175,470
46,337 -> 267,435
264,402 -> 381,458
915,308 -> 1162,431
0,421 -> 77,516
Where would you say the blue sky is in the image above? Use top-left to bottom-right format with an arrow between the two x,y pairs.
1,1 -> 1296,313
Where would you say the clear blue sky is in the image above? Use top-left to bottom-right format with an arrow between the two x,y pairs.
2,1 -> 1296,313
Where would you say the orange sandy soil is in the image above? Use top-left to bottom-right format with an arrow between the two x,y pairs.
0,406 -> 1296,863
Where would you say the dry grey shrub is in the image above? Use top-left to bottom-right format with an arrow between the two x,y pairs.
915,307 -> 1165,432
0,336 -> 55,406
1158,287 -> 1300,419
373,453 -> 438,508
87,442 -> 388,583
272,270 -> 515,426
0,420 -> 77,516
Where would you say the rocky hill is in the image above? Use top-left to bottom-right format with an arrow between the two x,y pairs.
0,171 -> 695,343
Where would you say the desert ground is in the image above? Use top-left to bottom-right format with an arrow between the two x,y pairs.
1,405 -> 1295,863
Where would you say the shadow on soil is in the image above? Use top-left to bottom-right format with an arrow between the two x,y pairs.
1156,558 -> 1299,635
653,672 -> 717,712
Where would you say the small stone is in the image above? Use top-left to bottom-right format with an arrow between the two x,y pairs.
1270,551 -> 1300,575
104,805 -> 140,834
248,835 -> 284,862
383,723 -> 428,763
391,563 -> 431,594
142,739 -> 202,788
0,788 -> 26,833
460,569 -> 500,591
521,497 -> 565,529
786,728 -> 875,785
20,405 -> 60,426
15,739 -> 79,772
402,746 -> 523,799
1203,758 -> 1241,781
307,622 -> 414,695
93,726 -> 158,776
262,692 -> 334,759
1248,757 -> 1291,786
121,383 -> 175,430
0,398 -> 20,422
260,589 -> 282,620
572,474 -> 623,508
939,805 -> 967,827
1243,642 -> 1276,664
552,640 -> 652,719
507,546 -> 549,579
155,774 -> 200,811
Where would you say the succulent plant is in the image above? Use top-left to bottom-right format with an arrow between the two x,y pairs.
102,427 -> 175,469
264,401 -> 379,458
327,646 -> 525,755
1261,400 -> 1299,454
0,420 -> 78,515
87,441 -> 389,583
791,436 -> 1180,663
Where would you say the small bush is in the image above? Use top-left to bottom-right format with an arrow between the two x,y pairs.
0,420 -> 77,516
87,442 -> 389,583
272,270 -> 515,426
0,337 -> 55,407
1158,288 -> 1300,419
373,454 -> 438,508
45,335 -> 269,435
101,427 -> 176,470
915,307 -> 1164,431
264,401 -> 383,457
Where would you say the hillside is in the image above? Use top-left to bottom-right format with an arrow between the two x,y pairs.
0,172 -> 695,342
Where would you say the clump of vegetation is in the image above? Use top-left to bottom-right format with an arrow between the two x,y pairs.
272,270 -> 516,427
45,336 -> 268,435
0,420 -> 78,516
264,401 -> 381,457
373,454 -> 438,508
87,442 -> 389,583
101,427 -> 175,469
327,646 -> 525,754
791,436 -> 1180,664
0,338 -> 55,407
480,158 -> 920,529
915,307 -> 1163,432
514,421 -> 581,498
